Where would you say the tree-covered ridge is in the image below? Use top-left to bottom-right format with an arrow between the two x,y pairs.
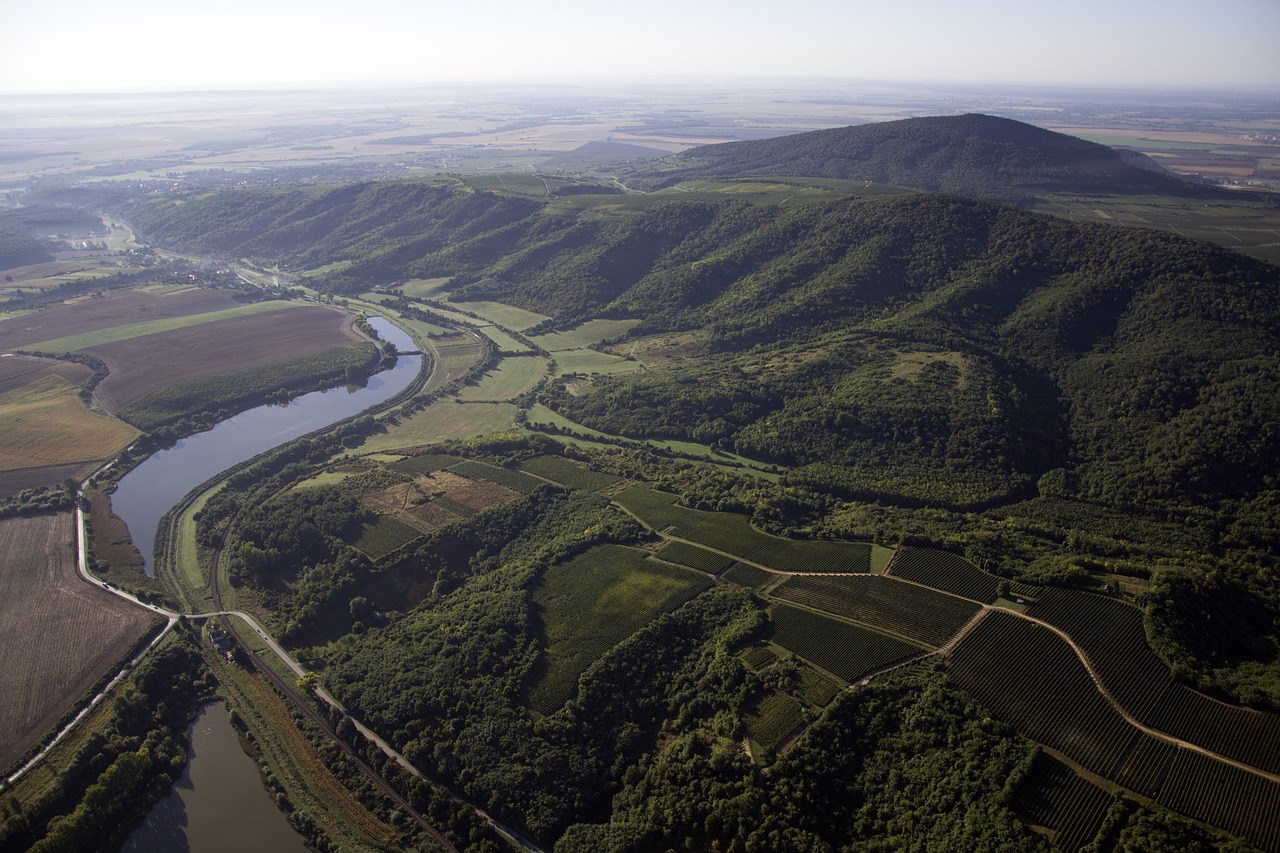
624,113 -> 1200,201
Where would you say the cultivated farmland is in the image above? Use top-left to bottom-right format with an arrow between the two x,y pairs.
889,547 -> 1001,603
0,513 -> 153,770
770,574 -> 981,647
518,455 -> 625,492
0,354 -> 91,395
456,356 -> 547,402
422,333 -> 485,394
357,402 -> 516,454
768,603 -> 924,683
1013,754 -> 1113,853
614,485 -> 877,572
0,374 -> 138,473
0,286 -> 246,351
528,319 -> 641,351
529,544 -> 712,715
88,304 -> 362,412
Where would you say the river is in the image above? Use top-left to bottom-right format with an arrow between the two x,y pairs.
120,703 -> 309,853
111,317 -> 420,576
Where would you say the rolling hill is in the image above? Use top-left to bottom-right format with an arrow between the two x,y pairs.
624,113 -> 1203,201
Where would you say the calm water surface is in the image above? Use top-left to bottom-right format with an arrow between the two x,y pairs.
121,703 -> 308,853
112,317 -> 420,576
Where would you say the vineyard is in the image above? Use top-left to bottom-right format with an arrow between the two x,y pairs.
388,453 -> 464,476
768,603 -> 924,684
739,644 -> 778,671
1029,588 -> 1280,774
351,514 -> 422,559
614,486 -> 872,572
1013,754 -> 1113,853
888,547 -> 1000,603
653,541 -> 736,575
519,455 -> 624,492
770,574 -> 980,647
742,690 -> 806,755
449,459 -> 544,495
948,609 -> 1280,851
529,544 -> 712,714
720,562 -> 775,591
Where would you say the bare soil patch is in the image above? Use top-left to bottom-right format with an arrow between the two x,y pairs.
0,461 -> 99,499
0,512 -> 152,770
0,286 -> 245,351
0,354 -> 91,395
361,470 -> 517,534
90,304 -> 360,411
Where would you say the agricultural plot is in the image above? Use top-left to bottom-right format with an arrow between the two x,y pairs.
0,513 -> 153,770
721,562 -> 776,591
362,470 -> 519,534
653,541 -> 735,575
351,514 -> 423,559
1030,588 -> 1280,774
794,665 -> 840,708
455,355 -> 547,401
0,285 -> 245,351
0,354 -> 91,395
742,690 -> 806,755
768,603 -> 924,684
528,319 -> 642,351
448,459 -> 544,494
20,300 -> 296,354
770,574 -> 981,648
614,486 -> 873,572
549,348 -> 643,378
889,547 -> 1000,603
422,333 -> 485,394
398,278 -> 450,299
118,343 -> 375,430
474,325 -> 533,354
739,644 -> 778,672
395,316 -> 453,339
357,402 -> 516,455
445,299 -> 549,331
1013,754 -> 1112,853
1155,747 -> 1280,852
948,610 -> 1142,778
388,453 -> 464,476
518,455 -> 624,492
529,544 -> 712,714
0,374 -> 138,472
89,305 -> 362,412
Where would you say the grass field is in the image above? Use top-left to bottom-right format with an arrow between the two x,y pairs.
550,349 -> 643,377
475,325 -> 533,354
0,375 -> 138,471
456,355 -> 547,401
529,544 -> 712,714
528,319 -> 642,351
0,512 -> 153,771
423,333 -> 486,394
399,278 -> 451,299
21,300 -> 296,353
395,316 -> 453,338
358,401 -> 516,454
444,299 -> 550,331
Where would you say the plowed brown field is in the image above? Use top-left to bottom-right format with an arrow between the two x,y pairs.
89,304 -> 360,412
0,354 -> 91,395
0,513 -> 151,770
0,286 -> 244,351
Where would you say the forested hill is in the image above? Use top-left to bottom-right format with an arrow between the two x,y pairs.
121,181 -> 1280,543
625,113 -> 1199,201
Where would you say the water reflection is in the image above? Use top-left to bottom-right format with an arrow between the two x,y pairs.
122,704 -> 306,852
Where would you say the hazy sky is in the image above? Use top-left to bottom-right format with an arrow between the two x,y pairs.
2,0 -> 1277,94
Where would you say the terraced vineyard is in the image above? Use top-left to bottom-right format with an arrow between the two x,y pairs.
1013,754 -> 1113,853
948,609 -> 1280,852
1030,588 -> 1280,774
768,603 -> 924,683
770,574 -> 980,647
614,486 -> 873,571
889,547 -> 1000,603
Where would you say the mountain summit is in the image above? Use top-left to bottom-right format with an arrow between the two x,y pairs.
627,113 -> 1197,201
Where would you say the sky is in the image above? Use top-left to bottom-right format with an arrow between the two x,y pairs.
2,0 -> 1277,94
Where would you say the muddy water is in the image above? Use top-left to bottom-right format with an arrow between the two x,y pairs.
111,317 -> 420,576
121,703 -> 307,853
